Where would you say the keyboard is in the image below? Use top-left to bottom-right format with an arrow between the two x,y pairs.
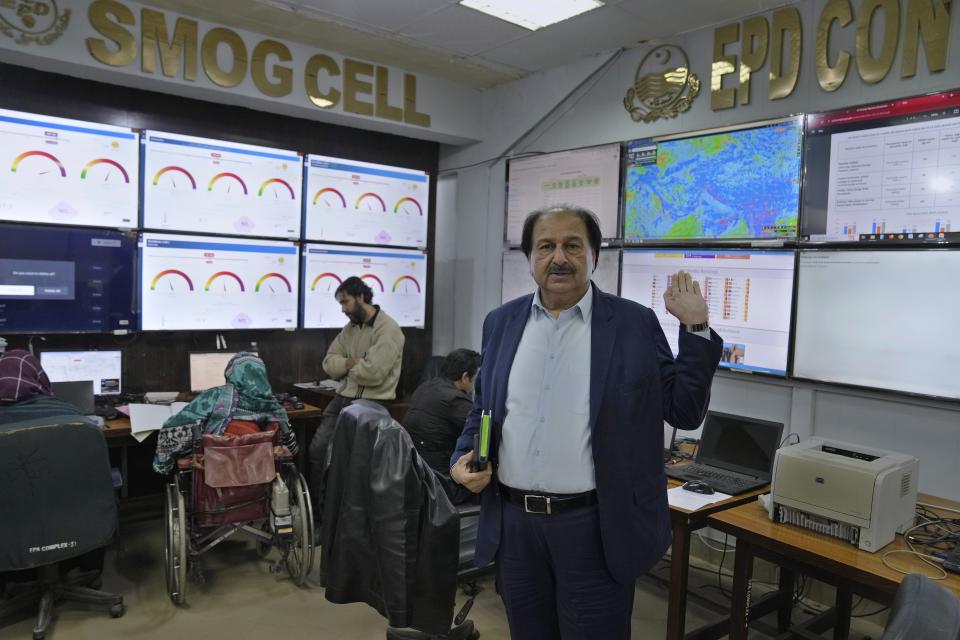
665,463 -> 766,495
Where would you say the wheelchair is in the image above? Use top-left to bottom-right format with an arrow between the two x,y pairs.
163,421 -> 314,605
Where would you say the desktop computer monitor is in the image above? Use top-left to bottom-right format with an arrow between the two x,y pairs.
41,349 -> 122,395
189,351 -> 255,393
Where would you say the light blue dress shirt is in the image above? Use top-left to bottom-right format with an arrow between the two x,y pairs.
497,285 -> 595,494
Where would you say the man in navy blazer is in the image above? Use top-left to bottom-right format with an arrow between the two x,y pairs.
450,206 -> 722,639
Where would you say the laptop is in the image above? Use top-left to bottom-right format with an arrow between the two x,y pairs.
665,411 -> 784,495
50,380 -> 96,416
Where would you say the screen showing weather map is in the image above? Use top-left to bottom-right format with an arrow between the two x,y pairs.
623,118 -> 802,241
301,244 -> 427,329
303,155 -> 429,247
500,248 -> 620,303
142,131 -> 302,239
620,249 -> 795,376
0,108 -> 139,229
0,223 -> 136,334
506,144 -> 622,243
140,233 -> 299,331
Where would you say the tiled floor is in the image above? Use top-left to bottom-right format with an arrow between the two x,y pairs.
0,518 -> 886,639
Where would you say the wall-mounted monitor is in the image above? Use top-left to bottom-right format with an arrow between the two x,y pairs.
301,244 -> 427,329
506,143 -> 622,244
142,131 -> 302,239
623,118 -> 802,242
621,249 -> 795,376
189,351 -> 254,393
802,89 -> 960,243
500,248 -> 620,304
0,108 -> 139,229
303,155 -> 429,247
793,249 -> 960,399
41,349 -> 123,395
0,224 -> 136,334
139,233 -> 299,331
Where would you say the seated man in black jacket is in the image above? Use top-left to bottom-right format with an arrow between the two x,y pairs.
403,349 -> 479,477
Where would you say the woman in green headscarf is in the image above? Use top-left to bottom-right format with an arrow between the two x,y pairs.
153,352 -> 298,474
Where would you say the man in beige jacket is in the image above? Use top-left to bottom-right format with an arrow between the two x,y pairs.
309,276 -> 405,517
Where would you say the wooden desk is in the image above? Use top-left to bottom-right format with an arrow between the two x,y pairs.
102,404 -> 325,499
665,478 -> 770,640
705,495 -> 960,639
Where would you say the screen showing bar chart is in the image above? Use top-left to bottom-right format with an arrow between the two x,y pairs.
620,249 -> 795,376
803,89 -> 960,242
301,244 -> 427,328
142,131 -> 303,238
140,233 -> 299,331
0,108 -> 139,229
303,155 -> 429,247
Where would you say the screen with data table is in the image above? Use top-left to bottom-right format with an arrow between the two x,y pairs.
303,155 -> 429,247
142,131 -> 302,238
803,89 -> 960,242
505,144 -> 622,244
0,108 -> 139,229
301,244 -> 427,328
500,248 -> 620,303
620,249 -> 795,376
139,233 -> 299,331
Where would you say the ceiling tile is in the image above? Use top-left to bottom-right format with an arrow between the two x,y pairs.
397,4 -> 530,56
293,0 -> 453,32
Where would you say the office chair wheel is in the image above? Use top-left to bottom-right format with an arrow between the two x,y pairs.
109,603 -> 125,618
284,470 -> 314,586
33,631 -> 45,640
164,478 -> 188,605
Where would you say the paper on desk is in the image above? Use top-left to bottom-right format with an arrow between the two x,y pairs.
667,486 -> 732,511
128,402 -> 188,442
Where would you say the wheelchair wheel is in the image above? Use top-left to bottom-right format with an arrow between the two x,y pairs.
164,476 -> 188,605
284,470 -> 314,585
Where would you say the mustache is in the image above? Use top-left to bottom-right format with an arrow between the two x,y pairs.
548,265 -> 575,274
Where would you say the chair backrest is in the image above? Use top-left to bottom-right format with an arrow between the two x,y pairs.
881,573 -> 960,640
0,417 -> 117,571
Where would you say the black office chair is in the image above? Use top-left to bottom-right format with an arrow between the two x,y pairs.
879,572 -> 960,640
320,401 -> 482,639
0,417 -> 124,639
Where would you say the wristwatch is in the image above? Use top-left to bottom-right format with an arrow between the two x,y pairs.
686,320 -> 710,333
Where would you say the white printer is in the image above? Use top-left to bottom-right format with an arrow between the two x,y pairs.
768,438 -> 918,552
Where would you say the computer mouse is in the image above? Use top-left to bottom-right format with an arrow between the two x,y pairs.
682,480 -> 715,495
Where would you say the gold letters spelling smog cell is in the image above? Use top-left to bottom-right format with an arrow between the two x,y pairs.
85,0 -> 430,126
712,0 -> 951,106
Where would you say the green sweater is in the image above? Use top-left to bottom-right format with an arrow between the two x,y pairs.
323,307 -> 405,401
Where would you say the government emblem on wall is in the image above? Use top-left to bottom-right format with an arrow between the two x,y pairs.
0,1 -> 71,46
624,44 -> 700,123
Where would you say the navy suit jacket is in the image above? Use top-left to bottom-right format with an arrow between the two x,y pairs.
452,286 -> 723,584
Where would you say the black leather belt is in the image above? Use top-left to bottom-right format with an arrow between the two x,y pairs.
499,483 -> 597,515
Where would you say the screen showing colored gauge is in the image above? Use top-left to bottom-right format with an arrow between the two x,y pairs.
142,131 -> 302,239
0,223 -> 136,333
500,248 -> 620,304
623,118 -> 802,241
620,249 -> 795,376
139,233 -> 299,331
303,155 -> 429,247
301,244 -> 427,328
0,108 -> 139,229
